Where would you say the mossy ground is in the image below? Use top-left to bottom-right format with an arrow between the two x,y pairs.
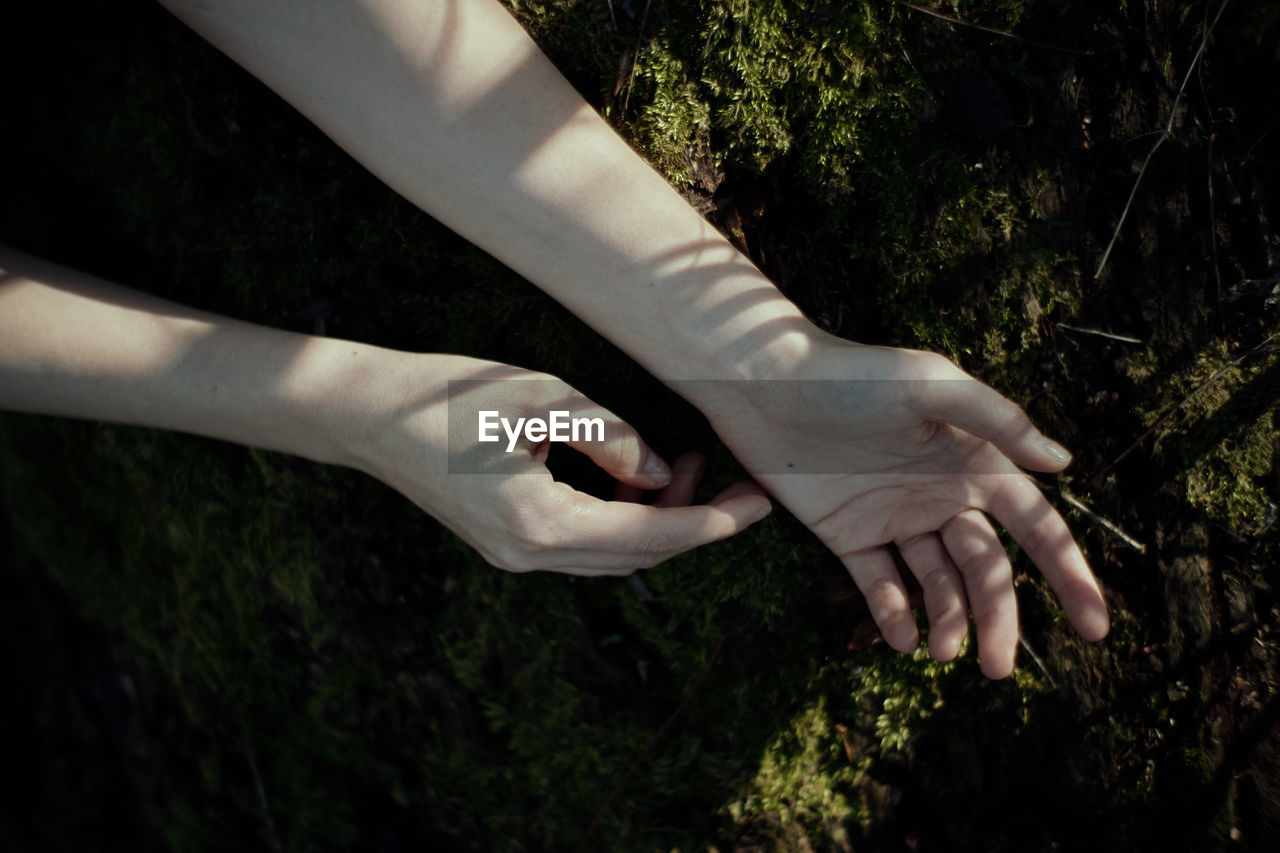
2,1 -> 1278,851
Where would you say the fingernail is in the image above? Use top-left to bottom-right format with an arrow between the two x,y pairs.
749,500 -> 773,523
642,454 -> 671,481
1043,439 -> 1072,463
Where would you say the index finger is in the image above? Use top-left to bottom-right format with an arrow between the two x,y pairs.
554,482 -> 771,563
985,475 -> 1110,641
911,369 -> 1074,473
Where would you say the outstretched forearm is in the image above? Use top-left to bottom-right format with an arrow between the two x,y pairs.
0,246 -> 385,468
0,245 -> 775,575
157,0 -> 820,403
128,2 -> 1108,670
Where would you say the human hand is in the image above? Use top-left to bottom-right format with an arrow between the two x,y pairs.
700,334 -> 1109,678
348,354 -> 772,576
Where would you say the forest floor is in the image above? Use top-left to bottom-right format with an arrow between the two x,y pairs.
1,1 -> 1278,851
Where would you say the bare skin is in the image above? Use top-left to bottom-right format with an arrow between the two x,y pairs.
0,248 -> 772,575
157,0 -> 1106,676
2,0 -> 1109,678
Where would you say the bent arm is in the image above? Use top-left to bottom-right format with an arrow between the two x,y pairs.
156,0 -> 818,408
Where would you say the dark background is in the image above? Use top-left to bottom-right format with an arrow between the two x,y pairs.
2,1 -> 1279,850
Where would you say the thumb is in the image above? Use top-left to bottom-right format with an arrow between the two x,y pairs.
558,402 -> 673,489
915,376 -> 1073,472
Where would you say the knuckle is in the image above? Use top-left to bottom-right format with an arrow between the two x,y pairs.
861,575 -> 904,619
924,585 -> 966,624
988,398 -> 1034,444
916,564 -> 954,594
910,350 -> 962,382
487,541 -> 534,573
602,429 -> 644,471
508,502 -> 560,550
920,350 -> 956,375
954,548 -> 992,580
898,532 -> 933,552
970,596 -> 1001,628
519,521 -> 558,550
1019,515 -> 1061,558
633,531 -> 679,557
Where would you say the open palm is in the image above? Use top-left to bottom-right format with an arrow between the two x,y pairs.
707,340 -> 1110,678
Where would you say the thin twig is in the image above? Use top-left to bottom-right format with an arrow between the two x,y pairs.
244,738 -> 284,853
577,632 -> 727,853
1091,333 -> 1276,482
1057,487 -> 1148,553
897,2 -> 1094,56
1055,323 -> 1144,344
1196,3 -> 1225,333
1223,276 -> 1280,302
1244,114 -> 1280,164
620,0 -> 653,118
1018,633 -> 1058,688
1094,0 -> 1230,279
1207,144 -> 1224,330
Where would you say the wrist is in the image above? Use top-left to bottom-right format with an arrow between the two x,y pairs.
674,318 -> 846,423
327,350 -> 496,483
313,345 -> 434,476
285,337 -> 393,472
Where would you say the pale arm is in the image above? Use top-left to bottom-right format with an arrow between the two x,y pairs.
155,0 -> 812,397
0,246 -> 771,575
0,246 -> 376,468
154,0 -> 1109,674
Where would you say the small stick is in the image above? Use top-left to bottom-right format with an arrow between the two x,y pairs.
897,2 -> 1094,56
1207,144 -> 1224,331
244,739 -> 284,853
1018,632 -> 1057,688
620,0 -> 653,117
1224,276 -> 1280,301
1057,487 -> 1148,553
1055,323 -> 1143,344
1244,114 -> 1280,164
1095,0 -> 1230,279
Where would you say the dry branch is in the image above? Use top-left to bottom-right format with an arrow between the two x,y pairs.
1094,0 -> 1231,279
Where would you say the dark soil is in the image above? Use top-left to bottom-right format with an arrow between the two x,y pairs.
1,1 -> 1278,851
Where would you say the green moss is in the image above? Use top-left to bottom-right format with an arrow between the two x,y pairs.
1144,343 -> 1280,533
724,697 -> 869,839
627,42 -> 714,185
3,0 -> 1271,850
625,0 -> 917,192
